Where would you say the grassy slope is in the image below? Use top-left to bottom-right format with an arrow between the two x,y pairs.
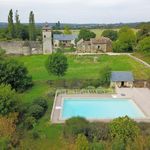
15,54 -> 150,149
132,52 -> 150,65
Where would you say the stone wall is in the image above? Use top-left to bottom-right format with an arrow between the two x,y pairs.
0,41 -> 43,55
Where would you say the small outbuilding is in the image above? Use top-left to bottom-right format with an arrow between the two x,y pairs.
110,71 -> 134,88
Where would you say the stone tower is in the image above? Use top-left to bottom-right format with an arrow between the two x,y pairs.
42,23 -> 53,54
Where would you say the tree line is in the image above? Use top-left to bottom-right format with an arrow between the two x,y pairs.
0,9 -> 38,41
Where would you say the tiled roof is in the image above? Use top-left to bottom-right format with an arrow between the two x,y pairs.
53,34 -> 78,41
111,71 -> 134,82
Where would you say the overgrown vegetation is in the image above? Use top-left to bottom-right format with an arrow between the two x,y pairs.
62,116 -> 150,149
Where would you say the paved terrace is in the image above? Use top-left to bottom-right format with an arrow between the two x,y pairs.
51,88 -> 150,124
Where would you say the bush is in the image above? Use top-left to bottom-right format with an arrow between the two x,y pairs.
109,116 -> 140,142
0,84 -> 20,115
89,141 -> 105,150
32,130 -> 40,139
75,134 -> 89,150
28,105 -> 45,120
63,117 -> 89,140
138,122 -> 150,136
33,97 -> 48,112
24,116 -> 36,129
87,122 -> 109,142
0,137 -> 9,150
0,59 -> 32,92
111,138 -> 126,150
46,52 -> 68,76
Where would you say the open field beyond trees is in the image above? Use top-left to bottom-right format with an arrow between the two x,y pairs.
59,28 -> 138,37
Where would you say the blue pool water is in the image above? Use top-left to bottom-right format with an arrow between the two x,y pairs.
62,98 -> 145,119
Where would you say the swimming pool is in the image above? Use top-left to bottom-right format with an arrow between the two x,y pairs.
62,98 -> 145,120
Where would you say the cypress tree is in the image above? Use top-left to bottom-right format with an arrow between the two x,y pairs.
8,9 -> 15,38
29,11 -> 36,41
15,10 -> 21,38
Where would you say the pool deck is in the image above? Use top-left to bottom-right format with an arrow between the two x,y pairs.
51,88 -> 150,124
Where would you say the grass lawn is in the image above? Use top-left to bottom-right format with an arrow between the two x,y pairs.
15,54 -> 150,149
132,52 -> 150,65
16,54 -> 150,81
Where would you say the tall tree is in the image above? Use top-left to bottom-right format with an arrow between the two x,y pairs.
64,25 -> 72,35
78,28 -> 96,41
15,10 -> 21,38
102,30 -> 118,41
29,11 -> 36,41
8,9 -> 15,38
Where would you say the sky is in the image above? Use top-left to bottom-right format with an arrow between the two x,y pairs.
0,0 -> 150,24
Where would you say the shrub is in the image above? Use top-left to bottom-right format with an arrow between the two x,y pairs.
24,116 -> 36,129
0,137 -> 9,150
89,141 -> 105,150
111,138 -> 126,150
87,122 -> 109,142
75,134 -> 89,150
63,117 -> 89,140
0,84 -> 20,115
28,105 -> 45,120
0,59 -> 32,92
138,122 -> 150,136
109,116 -> 140,142
33,97 -> 48,112
46,52 -> 68,76
32,130 -> 40,139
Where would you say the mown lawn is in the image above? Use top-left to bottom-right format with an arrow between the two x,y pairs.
16,54 -> 150,81
15,54 -> 150,149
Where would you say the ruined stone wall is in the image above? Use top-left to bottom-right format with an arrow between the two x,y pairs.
0,41 -> 43,55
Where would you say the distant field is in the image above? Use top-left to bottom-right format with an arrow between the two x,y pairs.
59,28 -> 138,37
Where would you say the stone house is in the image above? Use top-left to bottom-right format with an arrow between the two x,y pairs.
77,37 -> 112,53
53,34 -> 78,48
110,71 -> 134,88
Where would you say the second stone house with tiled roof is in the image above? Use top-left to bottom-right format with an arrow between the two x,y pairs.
77,37 -> 112,53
